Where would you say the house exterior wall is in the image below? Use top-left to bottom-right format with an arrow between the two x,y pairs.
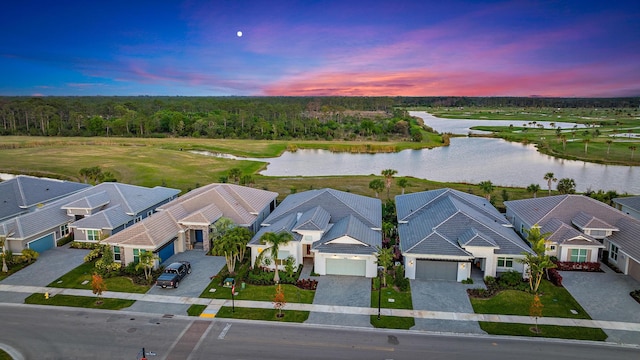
558,245 -> 598,262
616,204 -> 640,221
494,255 -> 526,276
402,255 -> 471,281
463,246 -> 498,278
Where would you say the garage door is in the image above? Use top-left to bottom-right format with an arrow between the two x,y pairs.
415,260 -> 457,281
157,239 -> 176,264
629,259 -> 640,282
28,233 -> 55,254
326,258 -> 366,276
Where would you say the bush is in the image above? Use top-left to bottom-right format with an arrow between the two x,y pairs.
555,261 -> 601,272
461,278 -> 474,284
393,265 -> 410,291
547,268 -> 563,286
20,249 -> 39,263
296,278 -> 318,290
631,290 -> 640,305
57,233 -> 74,246
70,241 -> 99,250
83,246 -> 103,262
498,271 -> 523,288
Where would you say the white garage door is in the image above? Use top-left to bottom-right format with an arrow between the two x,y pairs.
326,258 -> 366,276
415,260 -> 457,281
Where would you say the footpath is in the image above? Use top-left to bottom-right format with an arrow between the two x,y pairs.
2,283 -> 640,333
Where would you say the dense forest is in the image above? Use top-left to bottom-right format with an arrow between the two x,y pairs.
0,96 -> 637,140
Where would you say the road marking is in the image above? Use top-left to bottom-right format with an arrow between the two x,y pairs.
218,323 -> 232,340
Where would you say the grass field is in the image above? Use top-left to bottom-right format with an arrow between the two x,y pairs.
199,280 -> 316,304
478,322 -> 608,341
215,306 -> 310,322
47,260 -> 150,294
25,293 -> 135,310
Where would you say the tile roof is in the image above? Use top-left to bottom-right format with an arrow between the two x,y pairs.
572,211 -> 618,231
70,204 -> 132,230
613,196 -> 640,212
540,218 -> 603,247
250,213 -> 302,245
505,195 -> 640,261
317,215 -> 382,248
104,183 -> 278,249
263,188 -> 381,229
293,206 -> 330,231
61,191 -> 110,211
397,188 -> 532,259
0,175 -> 89,221
0,182 -> 179,241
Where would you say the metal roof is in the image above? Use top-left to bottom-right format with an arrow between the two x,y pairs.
613,196 -> 640,212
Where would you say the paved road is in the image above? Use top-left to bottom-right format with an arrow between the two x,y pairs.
1,304 -> 639,360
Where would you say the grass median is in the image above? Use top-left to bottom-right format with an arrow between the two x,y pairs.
370,281 -> 415,329
215,306 -> 309,323
25,293 -> 135,310
47,260 -> 150,294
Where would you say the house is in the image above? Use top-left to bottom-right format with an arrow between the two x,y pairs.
101,183 -> 278,267
505,194 -> 640,281
0,175 -> 90,222
248,188 -> 382,277
396,188 -> 533,281
613,196 -> 640,220
0,182 -> 179,254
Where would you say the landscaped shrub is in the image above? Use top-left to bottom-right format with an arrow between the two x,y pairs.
555,261 -> 601,272
498,271 -> 523,288
631,290 -> 640,305
393,265 -> 410,291
83,246 -> 103,262
461,278 -> 474,284
70,241 -> 99,250
56,233 -> 74,246
296,278 -> 318,290
547,268 -> 563,286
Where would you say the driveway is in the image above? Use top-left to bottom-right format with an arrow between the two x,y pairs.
123,250 -> 225,315
561,266 -> 640,344
305,275 -> 372,327
410,280 -> 486,334
0,244 -> 90,303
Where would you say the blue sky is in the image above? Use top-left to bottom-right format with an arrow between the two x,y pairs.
1,0 -> 639,97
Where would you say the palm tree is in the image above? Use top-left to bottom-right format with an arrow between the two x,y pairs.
0,236 -> 8,273
228,168 -> 242,184
583,138 -> 590,154
135,250 -> 159,284
606,139 -> 613,155
213,227 -> 251,273
478,180 -> 494,201
544,172 -> 557,196
381,169 -> 398,199
369,179 -> 384,198
397,178 -> 408,195
557,178 -> 576,194
209,217 -> 235,253
630,146 -> 637,159
526,184 -> 541,198
375,246 -> 393,287
260,231 -> 294,284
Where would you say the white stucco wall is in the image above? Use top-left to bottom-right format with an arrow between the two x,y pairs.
313,252 -> 377,277
558,246 -> 598,262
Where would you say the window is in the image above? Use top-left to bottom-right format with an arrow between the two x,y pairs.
133,249 -> 147,263
113,246 -> 121,261
134,216 -> 142,223
497,257 -> 513,268
86,229 -> 101,241
610,244 -> 619,261
570,249 -> 588,262
147,211 -> 153,217
304,235 -> 312,241
60,224 -> 70,236
589,229 -> 606,237
547,244 -> 556,251
276,250 -> 290,266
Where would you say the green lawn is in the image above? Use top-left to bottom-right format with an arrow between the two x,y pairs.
216,306 -> 309,323
370,282 -> 414,329
478,322 -> 608,341
200,281 -> 315,304
470,280 -> 590,319
47,260 -> 150,294
0,349 -> 11,360
187,304 -> 207,317
25,293 -> 135,310
370,315 -> 415,330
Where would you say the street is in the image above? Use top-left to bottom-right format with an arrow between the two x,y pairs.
1,304 -> 639,360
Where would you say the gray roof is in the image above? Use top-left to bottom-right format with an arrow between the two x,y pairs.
505,195 -> 640,261
263,188 -> 381,229
540,218 -> 603,247
70,204 -> 133,230
0,175 -> 89,222
397,188 -> 532,259
293,206 -> 331,231
61,191 -> 110,212
315,215 -> 381,247
0,182 -> 179,240
613,196 -> 640,212
250,213 -> 302,245
572,211 -> 618,231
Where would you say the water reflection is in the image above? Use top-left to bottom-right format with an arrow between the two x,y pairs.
258,137 -> 638,194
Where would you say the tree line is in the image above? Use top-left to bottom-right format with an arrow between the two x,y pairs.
1,96 -> 636,140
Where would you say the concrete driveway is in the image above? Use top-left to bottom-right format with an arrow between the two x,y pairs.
123,250 -> 225,315
561,266 -> 640,344
305,275 -> 372,327
410,280 -> 486,334
0,244 -> 89,303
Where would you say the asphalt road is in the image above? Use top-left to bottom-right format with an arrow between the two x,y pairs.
1,304 -> 639,360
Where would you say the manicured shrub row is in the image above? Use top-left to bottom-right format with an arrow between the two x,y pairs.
554,261 -> 601,272
296,279 -> 318,290
468,271 -> 529,298
547,268 -> 563,286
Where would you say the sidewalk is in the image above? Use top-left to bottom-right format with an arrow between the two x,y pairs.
2,283 -> 640,333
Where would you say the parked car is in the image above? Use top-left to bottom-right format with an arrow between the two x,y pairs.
155,261 -> 191,288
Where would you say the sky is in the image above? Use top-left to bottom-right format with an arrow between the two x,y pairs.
1,0 -> 639,97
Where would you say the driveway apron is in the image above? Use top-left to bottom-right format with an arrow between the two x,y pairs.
124,251 -> 225,315
305,275 -> 372,327
0,244 -> 89,303
561,266 -> 640,344
410,280 -> 486,334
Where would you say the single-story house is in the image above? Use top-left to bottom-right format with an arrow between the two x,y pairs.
505,194 -> 640,281
613,196 -> 640,220
101,183 -> 278,267
396,188 -> 533,281
0,182 -> 179,254
0,175 -> 90,222
248,188 -> 382,278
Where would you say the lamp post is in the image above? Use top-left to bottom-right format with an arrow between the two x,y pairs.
377,265 -> 384,320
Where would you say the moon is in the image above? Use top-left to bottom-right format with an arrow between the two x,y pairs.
237,31 -> 243,37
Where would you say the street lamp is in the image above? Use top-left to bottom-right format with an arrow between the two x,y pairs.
377,265 -> 384,320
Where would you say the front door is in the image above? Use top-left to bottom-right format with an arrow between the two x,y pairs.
195,230 -> 204,243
